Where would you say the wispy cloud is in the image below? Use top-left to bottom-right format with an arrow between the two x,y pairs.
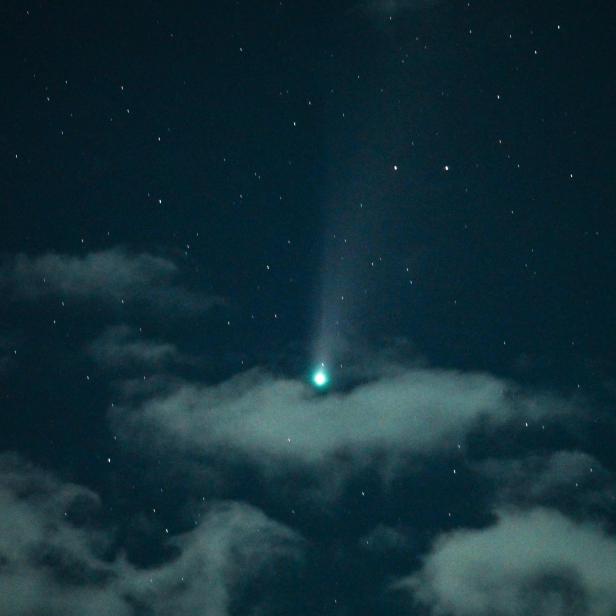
1,248 -> 220,314
478,450 -> 616,516
88,325 -> 184,369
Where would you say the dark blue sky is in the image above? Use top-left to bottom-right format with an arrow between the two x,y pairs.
1,2 -> 616,615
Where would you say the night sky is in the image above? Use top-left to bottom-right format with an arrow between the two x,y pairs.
2,1 -> 616,615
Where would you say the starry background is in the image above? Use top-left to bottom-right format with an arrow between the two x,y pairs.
1,1 -> 616,615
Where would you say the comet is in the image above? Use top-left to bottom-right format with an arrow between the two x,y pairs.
312,364 -> 329,388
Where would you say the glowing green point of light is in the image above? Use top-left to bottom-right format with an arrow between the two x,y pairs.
312,366 -> 329,388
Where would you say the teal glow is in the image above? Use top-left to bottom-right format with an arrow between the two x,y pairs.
312,366 -> 329,388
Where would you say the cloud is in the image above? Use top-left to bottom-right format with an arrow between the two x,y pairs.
0,453 -> 125,616
110,365 -> 572,485
0,248 -> 218,313
88,325 -> 183,369
131,502 -> 303,616
396,507 -> 616,616
478,451 -> 615,516
0,453 -> 302,616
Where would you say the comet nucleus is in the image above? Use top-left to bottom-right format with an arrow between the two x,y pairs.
312,366 -> 329,388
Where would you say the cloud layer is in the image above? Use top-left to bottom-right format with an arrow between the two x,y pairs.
2,247 -> 611,616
